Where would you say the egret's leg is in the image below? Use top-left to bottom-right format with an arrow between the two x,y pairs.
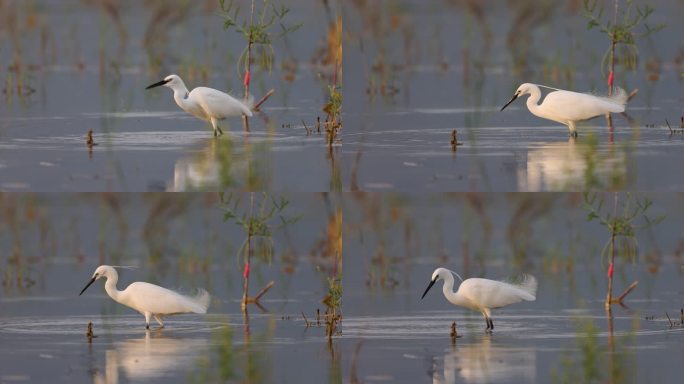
153,315 -> 165,328
482,309 -> 494,331
210,117 -> 223,137
568,122 -> 578,137
144,312 -> 152,329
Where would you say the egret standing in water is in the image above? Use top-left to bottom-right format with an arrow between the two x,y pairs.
79,265 -> 210,329
500,83 -> 628,137
145,74 -> 253,137
421,268 -> 537,331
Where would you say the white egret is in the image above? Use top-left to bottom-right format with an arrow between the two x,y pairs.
79,265 -> 210,329
145,74 -> 253,137
500,83 -> 628,137
421,268 -> 537,331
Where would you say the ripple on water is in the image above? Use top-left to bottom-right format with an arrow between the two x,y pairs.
0,315 -> 231,336
340,311 -> 684,341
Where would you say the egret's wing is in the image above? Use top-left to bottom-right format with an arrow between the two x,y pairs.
123,282 -> 210,315
460,276 -> 537,309
192,87 -> 253,118
542,89 -> 625,122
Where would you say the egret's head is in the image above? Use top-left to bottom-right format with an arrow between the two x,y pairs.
93,265 -> 116,279
430,267 -> 446,281
421,268 -> 447,299
79,265 -> 116,295
145,74 -> 182,90
501,83 -> 535,111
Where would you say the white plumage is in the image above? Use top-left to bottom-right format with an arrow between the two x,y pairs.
421,267 -> 537,331
146,74 -> 253,137
80,265 -> 210,329
501,83 -> 628,136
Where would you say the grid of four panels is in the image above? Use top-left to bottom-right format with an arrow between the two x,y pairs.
1,1 -> 683,383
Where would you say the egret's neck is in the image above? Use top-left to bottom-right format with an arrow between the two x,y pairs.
103,274 -> 123,304
525,86 -> 544,116
441,274 -> 468,307
170,83 -> 191,111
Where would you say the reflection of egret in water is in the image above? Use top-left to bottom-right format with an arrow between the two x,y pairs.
93,332 -> 207,384
169,138 -> 248,191
433,335 -> 536,384
519,138 -> 626,191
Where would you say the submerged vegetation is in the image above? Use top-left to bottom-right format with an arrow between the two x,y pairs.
553,317 -> 637,384
582,0 -> 664,83
218,0 -> 301,124
218,0 -> 301,80
219,192 -> 299,309
583,192 -> 663,308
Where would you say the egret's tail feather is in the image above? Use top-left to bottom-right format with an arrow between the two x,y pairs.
237,93 -> 254,117
506,274 -> 537,301
244,93 -> 255,110
185,289 -> 210,314
607,87 -> 628,106
592,87 -> 628,112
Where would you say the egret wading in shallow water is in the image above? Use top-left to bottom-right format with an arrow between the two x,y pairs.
421,268 -> 537,331
145,74 -> 253,137
500,83 -> 628,137
79,265 -> 210,329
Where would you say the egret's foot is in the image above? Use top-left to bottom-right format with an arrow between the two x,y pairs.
484,317 -> 494,331
217,126 -> 224,136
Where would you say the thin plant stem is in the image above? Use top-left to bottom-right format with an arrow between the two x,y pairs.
242,0 -> 255,131
605,192 -> 618,308
242,192 -> 255,309
605,0 -> 618,128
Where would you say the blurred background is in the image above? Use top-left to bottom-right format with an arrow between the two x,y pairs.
0,192 -> 343,383
0,0 -> 342,191
343,192 -> 684,383
343,0 -> 684,191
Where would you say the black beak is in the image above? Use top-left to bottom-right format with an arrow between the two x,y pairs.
145,79 -> 170,90
421,279 -> 437,300
500,93 -> 519,111
79,276 -> 97,296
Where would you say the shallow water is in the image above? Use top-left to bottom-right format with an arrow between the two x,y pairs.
342,193 -> 684,383
0,194 -> 343,383
0,313 -> 340,383
0,1 -> 339,192
341,310 -> 684,383
343,0 -> 684,191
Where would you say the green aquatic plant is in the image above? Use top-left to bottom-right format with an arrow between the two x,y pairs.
583,192 -> 663,308
324,275 -> 342,338
582,0 -> 664,91
218,0 -> 301,97
323,84 -> 342,147
552,316 -> 637,384
220,192 -> 300,309
191,318 -> 274,383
